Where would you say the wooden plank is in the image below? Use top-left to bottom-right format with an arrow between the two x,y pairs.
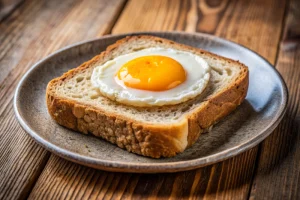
29,151 -> 257,199
113,0 -> 285,63
28,0 -> 287,199
249,0 -> 300,199
112,0 -> 228,34
0,0 -> 24,21
0,0 -> 126,199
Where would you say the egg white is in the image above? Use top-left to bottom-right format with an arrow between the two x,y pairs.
91,47 -> 210,107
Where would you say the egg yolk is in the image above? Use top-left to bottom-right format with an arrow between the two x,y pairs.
116,56 -> 186,91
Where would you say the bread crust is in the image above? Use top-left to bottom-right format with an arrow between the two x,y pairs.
46,35 -> 249,158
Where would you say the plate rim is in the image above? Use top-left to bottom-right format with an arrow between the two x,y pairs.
14,31 -> 288,173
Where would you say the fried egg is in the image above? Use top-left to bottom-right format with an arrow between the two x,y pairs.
91,47 -> 210,107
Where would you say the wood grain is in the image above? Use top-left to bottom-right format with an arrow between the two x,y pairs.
113,0 -> 229,34
249,0 -> 300,199
28,0 -> 288,199
29,151 -> 259,200
114,0 -> 285,64
0,0 -> 24,21
0,0 -> 126,199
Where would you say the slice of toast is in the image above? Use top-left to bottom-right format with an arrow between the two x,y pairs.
46,35 -> 248,158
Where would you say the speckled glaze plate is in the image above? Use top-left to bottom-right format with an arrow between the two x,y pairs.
14,32 -> 288,173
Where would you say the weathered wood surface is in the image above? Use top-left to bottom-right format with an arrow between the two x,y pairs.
29,151 -> 257,199
26,0 -> 290,199
249,0 -> 300,199
0,0 -> 126,199
0,0 -> 24,21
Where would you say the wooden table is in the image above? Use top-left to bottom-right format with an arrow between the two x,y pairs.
0,0 -> 299,199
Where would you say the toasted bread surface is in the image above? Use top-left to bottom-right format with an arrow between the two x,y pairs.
46,35 -> 248,158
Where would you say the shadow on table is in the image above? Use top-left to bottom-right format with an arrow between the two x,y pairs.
253,109 -> 299,175
45,150 -> 258,199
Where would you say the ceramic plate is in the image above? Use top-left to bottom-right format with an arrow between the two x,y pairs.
14,32 -> 288,173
